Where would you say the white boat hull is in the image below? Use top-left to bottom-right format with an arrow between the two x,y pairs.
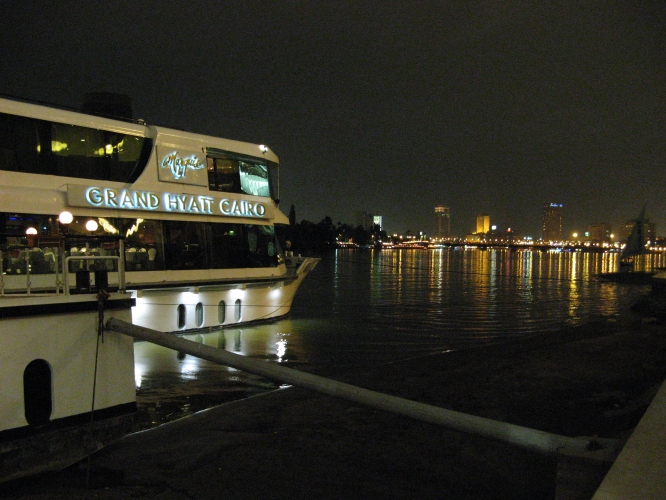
131,257 -> 318,333
0,293 -> 136,482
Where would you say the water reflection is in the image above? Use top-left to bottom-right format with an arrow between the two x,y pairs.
276,334 -> 288,362
135,326 -> 300,389
135,247 -> 657,429
133,324 -> 310,428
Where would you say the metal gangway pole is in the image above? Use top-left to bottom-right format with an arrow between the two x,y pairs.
105,318 -> 620,458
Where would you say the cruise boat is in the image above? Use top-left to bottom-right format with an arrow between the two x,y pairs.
0,95 -> 318,481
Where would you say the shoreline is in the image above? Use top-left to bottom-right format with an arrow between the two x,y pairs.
3,316 -> 666,499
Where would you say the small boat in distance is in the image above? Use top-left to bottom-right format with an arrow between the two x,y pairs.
597,206 -> 656,284
619,205 -> 648,270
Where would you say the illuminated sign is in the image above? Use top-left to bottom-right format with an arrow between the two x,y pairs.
160,152 -> 205,180
87,187 -> 160,210
156,146 -> 208,187
67,185 -> 271,219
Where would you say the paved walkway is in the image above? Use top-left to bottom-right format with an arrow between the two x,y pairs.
592,378 -> 666,499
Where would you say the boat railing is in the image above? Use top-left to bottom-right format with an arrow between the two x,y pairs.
62,255 -> 125,296
0,249 -> 63,296
1,238 -> 126,297
284,255 -> 320,276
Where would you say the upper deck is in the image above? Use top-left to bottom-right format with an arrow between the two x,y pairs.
0,97 -> 286,225
0,97 -> 292,294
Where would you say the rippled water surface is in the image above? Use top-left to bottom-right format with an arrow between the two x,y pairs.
134,248 -> 661,427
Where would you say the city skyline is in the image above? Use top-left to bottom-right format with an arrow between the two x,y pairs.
1,3 -> 664,236
350,202 -> 653,242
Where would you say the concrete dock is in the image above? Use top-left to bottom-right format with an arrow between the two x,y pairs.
592,378 -> 666,499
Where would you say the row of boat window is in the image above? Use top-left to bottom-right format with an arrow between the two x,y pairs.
1,214 -> 281,273
0,111 -> 151,183
0,112 -> 277,200
177,299 -> 242,330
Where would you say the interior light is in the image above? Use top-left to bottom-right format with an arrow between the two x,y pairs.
85,219 -> 99,232
98,217 -> 119,234
25,227 -> 38,235
51,141 -> 68,152
125,218 -> 144,238
105,144 -> 113,154
58,211 -> 73,224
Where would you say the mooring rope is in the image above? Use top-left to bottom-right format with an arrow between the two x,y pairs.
85,289 -> 109,496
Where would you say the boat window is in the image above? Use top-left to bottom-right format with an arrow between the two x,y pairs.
23,359 -> 52,427
208,157 -> 240,193
239,162 -> 269,197
0,112 -> 151,183
207,223 -> 279,269
0,214 -> 63,276
120,219 -> 165,271
245,225 -> 279,268
208,223 -> 247,268
207,156 -> 270,198
218,300 -> 226,324
0,113 -> 48,174
163,221 -> 208,270
177,304 -> 186,329
195,302 -> 204,327
60,217 -> 164,272
234,299 -> 242,321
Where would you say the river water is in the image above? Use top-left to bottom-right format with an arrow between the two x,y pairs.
133,247 -> 663,429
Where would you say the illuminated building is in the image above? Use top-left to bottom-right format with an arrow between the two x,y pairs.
373,215 -> 383,230
434,205 -> 450,238
354,212 -> 383,234
542,203 -> 563,241
476,214 -> 490,234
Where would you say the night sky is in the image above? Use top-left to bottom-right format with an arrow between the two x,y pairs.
1,1 -> 665,238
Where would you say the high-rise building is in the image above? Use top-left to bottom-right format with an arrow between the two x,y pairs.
542,203 -> 563,241
587,223 -> 611,243
434,205 -> 450,238
476,214 -> 490,234
373,215 -> 383,230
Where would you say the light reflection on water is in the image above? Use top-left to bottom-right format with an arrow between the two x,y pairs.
134,247 -> 659,428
